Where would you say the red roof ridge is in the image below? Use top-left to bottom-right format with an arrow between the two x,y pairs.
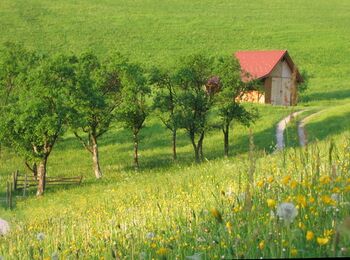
235,50 -> 289,81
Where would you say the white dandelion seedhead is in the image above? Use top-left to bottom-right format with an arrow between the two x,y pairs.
276,202 -> 298,223
36,232 -> 45,241
51,252 -> 59,260
0,218 -> 10,236
139,252 -> 147,260
196,236 -> 206,243
146,232 -> 155,240
225,187 -> 233,198
331,193 -> 339,202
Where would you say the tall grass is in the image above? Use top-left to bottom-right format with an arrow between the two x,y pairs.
0,134 -> 349,258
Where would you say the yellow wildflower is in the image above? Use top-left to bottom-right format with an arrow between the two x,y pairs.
282,175 -> 291,185
344,185 -> 350,192
156,247 -> 168,255
226,221 -> 233,233
335,176 -> 342,183
211,208 -> 223,223
309,197 -> 315,203
290,180 -> 298,189
321,195 -> 335,205
298,222 -> 305,230
324,229 -> 333,238
317,237 -> 329,246
296,195 -> 307,208
267,176 -> 274,183
267,199 -> 276,208
257,180 -> 264,188
306,231 -> 314,241
233,206 -> 242,213
150,243 -> 157,248
291,248 -> 298,256
332,187 -> 341,193
319,176 -> 331,185
259,240 -> 265,250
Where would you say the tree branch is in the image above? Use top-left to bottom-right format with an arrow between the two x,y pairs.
74,131 -> 93,154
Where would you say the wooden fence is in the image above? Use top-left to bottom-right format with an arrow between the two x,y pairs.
13,170 -> 83,191
0,180 -> 14,209
1,171 -> 83,209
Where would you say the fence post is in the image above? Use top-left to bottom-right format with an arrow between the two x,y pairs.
6,181 -> 9,207
13,170 -> 18,191
23,174 -> 28,197
9,181 -> 13,209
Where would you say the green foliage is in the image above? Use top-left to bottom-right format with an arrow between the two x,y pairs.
68,52 -> 122,146
118,62 -> 150,133
0,43 -> 38,105
214,55 -> 258,127
0,49 -> 75,163
150,67 -> 180,132
175,54 -> 215,161
117,61 -> 151,168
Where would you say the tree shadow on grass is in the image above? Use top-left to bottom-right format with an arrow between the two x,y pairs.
304,89 -> 350,102
305,112 -> 350,143
119,123 -> 278,172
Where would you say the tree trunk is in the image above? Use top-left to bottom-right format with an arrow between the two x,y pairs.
224,124 -> 229,158
91,135 -> 102,179
133,132 -> 139,170
36,158 -> 47,196
33,163 -> 38,179
191,137 -> 200,163
198,132 -> 204,161
172,130 -> 177,161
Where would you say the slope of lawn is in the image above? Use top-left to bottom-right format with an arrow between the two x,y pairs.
0,0 -> 350,103
0,104 -> 291,187
0,131 -> 349,259
305,102 -> 350,143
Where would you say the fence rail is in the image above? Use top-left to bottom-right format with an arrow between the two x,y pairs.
13,171 -> 83,191
2,171 -> 83,209
0,180 -> 14,209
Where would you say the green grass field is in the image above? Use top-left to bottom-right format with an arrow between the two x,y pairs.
1,0 -> 350,259
1,0 -> 350,102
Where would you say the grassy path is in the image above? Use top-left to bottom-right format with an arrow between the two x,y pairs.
275,110 -> 306,150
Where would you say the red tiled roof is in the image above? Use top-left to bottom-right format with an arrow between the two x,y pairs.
235,50 -> 287,81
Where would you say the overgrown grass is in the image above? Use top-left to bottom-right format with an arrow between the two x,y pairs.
0,132 -> 350,258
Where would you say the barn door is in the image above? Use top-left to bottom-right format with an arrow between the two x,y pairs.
271,77 -> 282,105
282,78 -> 291,106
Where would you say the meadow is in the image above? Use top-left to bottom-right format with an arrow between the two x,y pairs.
0,133 -> 350,259
1,0 -> 350,259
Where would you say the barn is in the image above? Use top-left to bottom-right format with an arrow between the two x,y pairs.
235,50 -> 303,106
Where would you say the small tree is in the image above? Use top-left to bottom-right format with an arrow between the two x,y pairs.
117,62 -> 150,170
0,53 -> 75,195
214,56 -> 258,157
150,67 -> 180,161
0,43 -> 38,167
68,52 -> 122,178
176,54 -> 214,163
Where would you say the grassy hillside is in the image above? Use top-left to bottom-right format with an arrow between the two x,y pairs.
1,0 -> 350,259
0,104 -> 291,185
1,133 -> 350,258
1,0 -> 350,102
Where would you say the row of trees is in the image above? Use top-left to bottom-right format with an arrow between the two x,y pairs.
0,43 -> 257,195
